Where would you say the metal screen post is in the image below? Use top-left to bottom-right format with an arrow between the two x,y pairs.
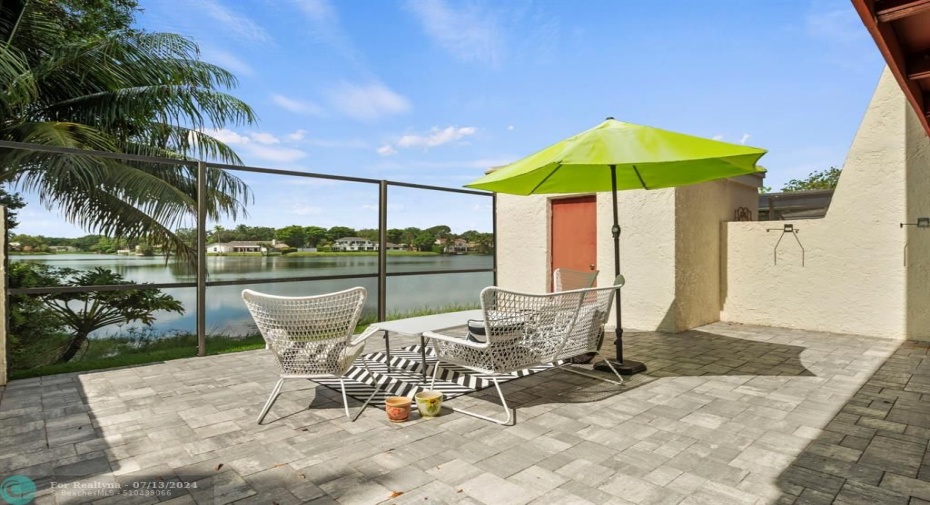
196,162 -> 207,356
378,181 -> 388,322
1,206 -> 7,386
492,193 -> 498,286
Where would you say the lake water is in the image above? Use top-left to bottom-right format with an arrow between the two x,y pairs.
11,254 -> 494,337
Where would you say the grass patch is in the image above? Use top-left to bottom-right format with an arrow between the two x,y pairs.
9,303 -> 480,380
9,332 -> 266,380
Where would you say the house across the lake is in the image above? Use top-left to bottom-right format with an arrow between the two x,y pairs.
437,238 -> 468,254
331,238 -> 406,251
207,240 -> 288,253
331,237 -> 376,251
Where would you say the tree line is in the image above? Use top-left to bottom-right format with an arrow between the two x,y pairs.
11,224 -> 494,254
197,224 -> 492,253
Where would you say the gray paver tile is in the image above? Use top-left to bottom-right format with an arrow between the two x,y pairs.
599,473 -> 684,505
459,472 -> 537,505
834,480 -> 909,505
2,323 -> 928,505
880,472 -> 930,501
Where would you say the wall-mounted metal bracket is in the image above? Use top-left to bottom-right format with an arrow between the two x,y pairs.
900,217 -> 929,266
900,217 -> 930,228
766,224 -> 804,266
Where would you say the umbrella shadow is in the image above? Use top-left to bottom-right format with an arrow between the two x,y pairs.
454,327 -> 817,416
618,328 -> 816,378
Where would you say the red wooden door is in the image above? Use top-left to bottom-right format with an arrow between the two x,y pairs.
550,196 -> 597,290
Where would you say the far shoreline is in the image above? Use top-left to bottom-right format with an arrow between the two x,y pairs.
9,251 -> 494,258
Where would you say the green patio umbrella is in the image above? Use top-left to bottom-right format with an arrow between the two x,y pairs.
466,118 -> 766,374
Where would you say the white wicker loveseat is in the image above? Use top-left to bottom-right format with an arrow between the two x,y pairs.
423,275 -> 625,425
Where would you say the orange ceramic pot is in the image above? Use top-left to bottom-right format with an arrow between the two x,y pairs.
385,396 -> 411,422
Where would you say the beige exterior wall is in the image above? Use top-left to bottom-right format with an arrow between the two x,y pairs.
721,68 -> 924,339
496,193 -> 552,294
496,173 -> 760,333
905,94 -> 930,339
496,68 -> 925,339
674,179 -> 757,331
602,189 -> 677,331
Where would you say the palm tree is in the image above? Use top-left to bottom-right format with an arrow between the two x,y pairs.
0,0 -> 257,263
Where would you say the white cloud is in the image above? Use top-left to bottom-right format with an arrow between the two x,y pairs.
397,126 -> 477,149
327,82 -> 411,121
246,144 -> 307,163
209,128 -> 251,145
507,125 -> 514,131
202,48 -> 254,76
712,134 -> 724,141
377,145 -> 397,156
405,0 -> 502,66
251,133 -> 280,145
740,133 -> 752,145
272,94 -> 325,115
200,0 -> 270,43
205,129 -> 282,145
287,129 -> 307,142
201,129 -> 306,163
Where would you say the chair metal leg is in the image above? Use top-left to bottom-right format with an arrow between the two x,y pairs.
257,378 -> 285,424
349,377 -> 384,422
340,358 -> 385,422
339,379 -> 351,419
592,354 -> 625,384
450,376 -> 514,425
560,354 -> 625,385
429,360 -> 441,390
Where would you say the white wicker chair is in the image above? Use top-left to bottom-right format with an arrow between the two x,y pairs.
423,276 -> 625,425
554,268 -> 600,363
242,287 -> 382,424
553,267 -> 598,292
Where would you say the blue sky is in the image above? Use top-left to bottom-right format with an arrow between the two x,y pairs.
17,0 -> 884,238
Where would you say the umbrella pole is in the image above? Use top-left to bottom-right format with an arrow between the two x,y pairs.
594,164 -> 646,376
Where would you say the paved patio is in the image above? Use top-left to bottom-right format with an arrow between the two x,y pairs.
0,322 -> 927,505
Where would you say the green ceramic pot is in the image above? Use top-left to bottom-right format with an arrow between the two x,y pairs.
414,391 -> 443,417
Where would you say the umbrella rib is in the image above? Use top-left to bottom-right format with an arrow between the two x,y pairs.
632,165 -> 649,190
527,164 -> 562,195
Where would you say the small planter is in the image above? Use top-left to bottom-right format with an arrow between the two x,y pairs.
414,391 -> 443,418
385,396 -> 411,422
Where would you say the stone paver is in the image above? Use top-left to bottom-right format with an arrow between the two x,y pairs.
0,322 -> 927,504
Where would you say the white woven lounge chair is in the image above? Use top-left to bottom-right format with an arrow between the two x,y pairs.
553,267 -> 598,292
242,287 -> 382,424
424,276 -> 625,425
554,268 -> 600,363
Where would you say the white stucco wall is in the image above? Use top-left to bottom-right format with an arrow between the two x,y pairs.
496,193 -> 552,294
721,68 -> 919,339
905,95 -> 930,340
496,175 -> 760,333
496,189 -> 680,330
603,189 -> 677,331
674,178 -> 760,332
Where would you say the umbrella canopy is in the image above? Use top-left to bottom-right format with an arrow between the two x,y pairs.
465,118 -> 766,194
466,118 -> 767,374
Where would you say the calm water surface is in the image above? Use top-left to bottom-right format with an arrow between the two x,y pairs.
12,254 -> 494,337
